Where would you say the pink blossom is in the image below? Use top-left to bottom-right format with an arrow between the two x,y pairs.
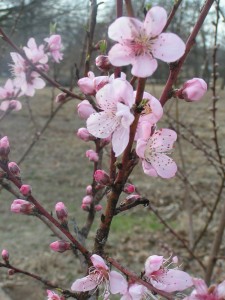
77,100 -> 96,120
184,278 -> 225,300
0,136 -> 10,158
86,185 -> 93,195
55,202 -> 68,223
8,162 -> 20,176
71,254 -> 127,296
94,170 -> 110,185
81,203 -> 89,211
47,290 -> 65,300
10,52 -> 46,97
136,129 -> 177,179
178,78 -> 207,102
11,199 -> 34,214
144,255 -> 193,293
135,91 -> 163,140
108,6 -> 185,77
55,93 -> 67,103
2,249 -> 9,261
78,71 -> 109,95
44,35 -> 63,63
87,78 -> 135,156
50,241 -> 71,253
23,38 -> 48,64
0,100 -> 22,112
0,79 -> 19,100
20,184 -> 32,196
86,149 -> 99,162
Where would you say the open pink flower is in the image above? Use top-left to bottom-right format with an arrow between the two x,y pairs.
0,79 -> 19,100
184,278 -> 225,300
87,78 -> 135,157
0,100 -> 22,111
136,128 -> 177,178
144,255 -> 193,293
108,6 -> 185,77
121,283 -> 153,300
44,35 -> 63,63
71,254 -> 127,297
23,38 -> 48,64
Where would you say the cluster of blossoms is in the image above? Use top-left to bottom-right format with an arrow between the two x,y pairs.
0,34 -> 63,112
70,254 -> 193,299
76,6 -> 207,180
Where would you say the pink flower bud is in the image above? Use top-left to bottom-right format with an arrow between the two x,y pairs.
95,55 -> 112,71
178,78 -> 207,101
50,240 -> 71,253
55,93 -> 67,103
8,269 -> 15,276
11,199 -> 34,214
8,162 -> 20,176
126,194 -> 141,202
0,136 -> 10,158
77,100 -> 96,120
123,183 -> 135,194
77,128 -> 95,142
20,184 -> 32,196
94,170 -> 110,185
78,72 -> 95,95
81,203 -> 90,211
2,249 -> 9,261
86,149 -> 99,162
55,202 -> 68,223
94,204 -> 102,211
86,185 -> 92,195
82,195 -> 93,205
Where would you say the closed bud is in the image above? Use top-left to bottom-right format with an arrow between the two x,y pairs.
94,170 -> 110,185
177,78 -> 207,102
86,185 -> 92,195
77,73 -> 95,95
50,240 -> 71,253
55,93 -> 67,103
123,183 -> 135,194
95,55 -> 112,72
86,149 -> 99,162
82,195 -> 93,205
0,136 -> 10,159
77,128 -> 95,142
55,202 -> 68,223
8,269 -> 15,276
94,204 -> 102,211
8,162 -> 20,176
11,199 -> 34,215
20,184 -> 32,196
2,249 -> 9,261
77,100 -> 96,120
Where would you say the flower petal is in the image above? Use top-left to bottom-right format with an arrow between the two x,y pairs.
144,6 -> 167,37
109,270 -> 128,294
87,111 -> 119,138
108,17 -> 143,42
108,43 -> 133,67
142,160 -> 158,177
152,269 -> 193,293
116,102 -> 134,128
131,54 -> 158,78
112,125 -> 130,157
152,33 -> 185,63
91,254 -> 108,270
149,153 -> 177,179
145,255 -> 164,275
136,139 -> 147,158
71,275 -> 98,292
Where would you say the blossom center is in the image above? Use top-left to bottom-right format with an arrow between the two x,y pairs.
126,33 -> 154,56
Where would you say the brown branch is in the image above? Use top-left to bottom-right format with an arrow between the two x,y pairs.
114,197 -> 149,215
163,0 -> 183,31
